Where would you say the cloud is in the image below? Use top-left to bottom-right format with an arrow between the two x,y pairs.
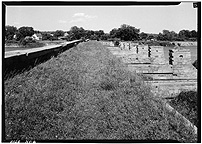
58,20 -> 67,24
85,15 -> 97,19
70,12 -> 97,23
73,13 -> 85,17
70,18 -> 85,23
13,22 -> 20,25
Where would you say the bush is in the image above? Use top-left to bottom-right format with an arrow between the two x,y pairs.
4,41 -> 197,142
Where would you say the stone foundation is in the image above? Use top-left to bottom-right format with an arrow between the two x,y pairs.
103,41 -> 197,98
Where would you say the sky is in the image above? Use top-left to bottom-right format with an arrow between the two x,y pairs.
5,2 -> 197,34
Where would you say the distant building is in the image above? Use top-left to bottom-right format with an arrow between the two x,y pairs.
13,34 -> 17,40
24,36 -> 33,40
64,32 -> 69,37
32,33 -> 42,40
58,32 -> 69,40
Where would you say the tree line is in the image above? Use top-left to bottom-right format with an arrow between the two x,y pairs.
5,24 -> 197,43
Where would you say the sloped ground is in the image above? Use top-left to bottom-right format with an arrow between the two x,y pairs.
4,41 -> 197,142
169,91 -> 198,127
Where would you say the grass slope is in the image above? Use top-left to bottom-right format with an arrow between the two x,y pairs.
169,91 -> 198,127
4,41 -> 197,142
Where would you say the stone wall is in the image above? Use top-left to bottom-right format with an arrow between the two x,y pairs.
169,49 -> 192,65
150,46 -> 166,64
169,48 -> 197,79
104,41 -> 197,97
146,80 -> 197,98
101,41 -> 114,46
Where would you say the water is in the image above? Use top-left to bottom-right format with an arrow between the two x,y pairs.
163,46 -> 197,63
5,47 -> 38,52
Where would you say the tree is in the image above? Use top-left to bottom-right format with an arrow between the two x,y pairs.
162,30 -> 172,41
139,32 -> 148,40
54,30 -> 65,37
15,32 -> 24,41
100,33 -> 110,40
190,30 -> 197,38
147,35 -> 154,40
157,30 -> 178,41
90,35 -> 98,40
42,33 -> 55,41
16,26 -> 35,41
109,28 -> 119,38
94,30 -> 104,38
170,31 -> 178,41
157,33 -> 164,41
119,24 -> 140,41
109,24 -> 140,41
69,26 -> 86,40
5,25 -> 17,40
85,30 -> 94,39
178,30 -> 190,40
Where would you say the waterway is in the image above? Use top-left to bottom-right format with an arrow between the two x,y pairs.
5,47 -> 38,52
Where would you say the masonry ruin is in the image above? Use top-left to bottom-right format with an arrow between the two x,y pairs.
101,41 -> 197,98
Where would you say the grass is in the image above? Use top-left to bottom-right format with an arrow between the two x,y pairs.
4,41 -> 197,142
169,91 -> 198,127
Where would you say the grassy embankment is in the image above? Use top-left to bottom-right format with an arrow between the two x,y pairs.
5,41 -> 197,142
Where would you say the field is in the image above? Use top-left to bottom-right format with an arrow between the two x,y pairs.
4,41 -> 197,142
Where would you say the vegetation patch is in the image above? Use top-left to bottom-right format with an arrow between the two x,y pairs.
169,91 -> 198,127
4,41 -> 197,142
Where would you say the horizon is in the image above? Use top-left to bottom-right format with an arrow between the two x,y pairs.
5,2 -> 197,34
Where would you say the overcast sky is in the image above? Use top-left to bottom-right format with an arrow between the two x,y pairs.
6,2 -> 197,34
